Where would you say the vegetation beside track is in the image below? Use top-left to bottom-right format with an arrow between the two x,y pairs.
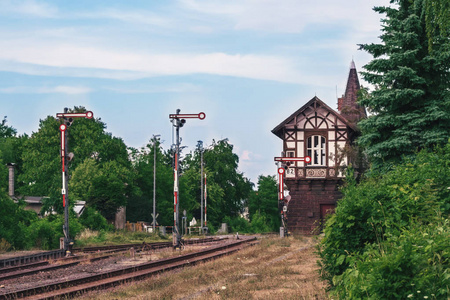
78,235 -> 328,300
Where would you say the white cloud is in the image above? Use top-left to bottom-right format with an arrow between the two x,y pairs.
180,0 -> 391,34
80,9 -> 173,28
0,85 -> 92,94
104,83 -> 201,94
0,40 -> 303,83
0,0 -> 58,18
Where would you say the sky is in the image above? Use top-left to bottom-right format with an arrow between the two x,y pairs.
0,0 -> 391,183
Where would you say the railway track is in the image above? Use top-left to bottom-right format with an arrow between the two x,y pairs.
0,253 -> 114,281
0,237 -> 257,300
0,250 -> 65,268
73,237 -> 218,253
0,237 -> 218,274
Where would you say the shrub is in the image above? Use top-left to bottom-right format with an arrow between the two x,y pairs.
29,214 -> 84,250
249,211 -> 271,233
0,194 -> 37,250
318,142 -> 450,298
333,219 -> 450,299
223,216 -> 250,233
79,206 -> 112,231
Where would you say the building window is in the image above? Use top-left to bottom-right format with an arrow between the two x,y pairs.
307,135 -> 326,166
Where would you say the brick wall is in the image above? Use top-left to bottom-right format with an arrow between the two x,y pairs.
285,179 -> 342,235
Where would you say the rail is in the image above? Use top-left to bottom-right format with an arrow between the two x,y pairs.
0,237 -> 257,300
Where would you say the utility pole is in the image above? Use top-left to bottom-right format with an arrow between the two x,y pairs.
169,110 -> 205,248
152,134 -> 160,233
57,109 -> 93,254
197,140 -> 204,233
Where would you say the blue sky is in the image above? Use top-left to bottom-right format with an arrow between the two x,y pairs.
0,0 -> 390,183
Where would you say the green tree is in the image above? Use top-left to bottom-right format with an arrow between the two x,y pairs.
358,0 -> 450,169
425,0 -> 450,51
19,106 -> 134,218
127,138 -> 173,225
248,175 -> 279,231
0,118 -> 28,193
0,191 -> 37,250
70,158 -> 133,221
203,139 -> 253,226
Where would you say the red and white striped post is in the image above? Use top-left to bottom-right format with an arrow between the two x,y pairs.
204,174 -> 207,229
57,109 -> 93,253
169,110 -> 206,248
277,167 -> 285,201
274,155 -> 311,237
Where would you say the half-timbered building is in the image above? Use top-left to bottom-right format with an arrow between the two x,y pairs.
272,61 -> 366,234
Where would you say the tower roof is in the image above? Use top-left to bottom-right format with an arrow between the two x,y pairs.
338,60 -> 366,123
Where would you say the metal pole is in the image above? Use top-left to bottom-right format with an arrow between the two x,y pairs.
168,109 -> 205,247
152,135 -> 160,233
198,141 -> 204,231
57,108 -> 93,253
173,110 -> 181,247
204,174 -> 207,228
63,126 -> 70,252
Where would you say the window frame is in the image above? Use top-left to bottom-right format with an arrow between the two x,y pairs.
306,135 -> 326,166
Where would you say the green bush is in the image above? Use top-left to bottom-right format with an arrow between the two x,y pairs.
29,214 -> 84,250
333,219 -> 450,299
0,194 -> 37,250
318,142 -> 450,298
249,211 -> 271,233
223,216 -> 250,233
79,206 -> 112,231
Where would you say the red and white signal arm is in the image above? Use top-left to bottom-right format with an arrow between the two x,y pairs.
169,112 -> 206,120
274,156 -> 311,164
56,111 -> 94,119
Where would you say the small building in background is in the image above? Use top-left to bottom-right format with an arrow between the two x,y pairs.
7,162 -> 85,218
272,61 -> 366,234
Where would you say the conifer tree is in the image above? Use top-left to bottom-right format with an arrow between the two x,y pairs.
358,0 -> 450,168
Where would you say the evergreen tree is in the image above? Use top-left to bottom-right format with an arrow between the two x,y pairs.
358,0 -> 450,168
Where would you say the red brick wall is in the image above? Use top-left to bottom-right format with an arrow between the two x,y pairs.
285,179 -> 342,235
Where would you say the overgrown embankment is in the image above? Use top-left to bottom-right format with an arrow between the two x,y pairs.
318,143 -> 450,299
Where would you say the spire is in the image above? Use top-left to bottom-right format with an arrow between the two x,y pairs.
338,60 -> 366,124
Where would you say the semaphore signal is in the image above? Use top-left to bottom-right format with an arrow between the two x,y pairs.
169,109 -> 206,248
57,108 -> 94,255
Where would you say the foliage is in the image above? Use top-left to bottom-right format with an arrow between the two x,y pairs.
333,220 -> 450,299
74,229 -> 168,248
358,0 -> 450,169
223,216 -> 250,233
202,139 -> 253,227
0,192 -> 37,250
0,118 -> 28,193
19,106 -> 135,218
79,206 -> 112,231
249,211 -> 272,233
318,141 -> 450,298
29,214 -> 83,250
127,137 -> 173,225
0,190 -> 85,250
248,175 -> 279,231
425,0 -> 450,51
